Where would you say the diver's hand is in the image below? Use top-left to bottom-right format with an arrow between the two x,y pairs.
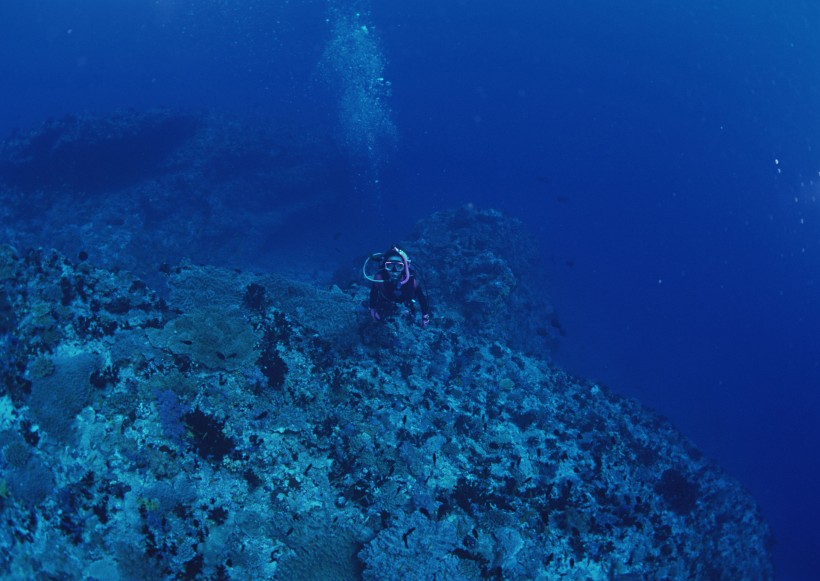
370,308 -> 381,321
421,314 -> 431,328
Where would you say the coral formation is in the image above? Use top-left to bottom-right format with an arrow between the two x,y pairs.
0,110 -> 349,279
0,230 -> 772,579
333,205 -> 561,356
0,110 -> 200,194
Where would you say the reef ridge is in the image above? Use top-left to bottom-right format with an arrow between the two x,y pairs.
0,214 -> 772,579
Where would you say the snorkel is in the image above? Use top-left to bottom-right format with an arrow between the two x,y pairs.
362,245 -> 411,286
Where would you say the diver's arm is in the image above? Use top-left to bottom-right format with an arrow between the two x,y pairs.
413,279 -> 431,323
369,284 -> 382,320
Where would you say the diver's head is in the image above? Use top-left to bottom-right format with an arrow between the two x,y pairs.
363,245 -> 410,284
382,253 -> 405,280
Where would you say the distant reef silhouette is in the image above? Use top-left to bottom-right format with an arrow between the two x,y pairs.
0,109 -> 350,278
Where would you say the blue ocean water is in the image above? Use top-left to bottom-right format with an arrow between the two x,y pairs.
2,1 -> 818,578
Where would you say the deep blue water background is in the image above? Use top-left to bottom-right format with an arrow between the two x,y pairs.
2,1 -> 818,578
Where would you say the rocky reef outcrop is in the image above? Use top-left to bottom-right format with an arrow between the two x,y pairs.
0,109 -> 349,278
0,225 -> 773,579
331,205 -> 562,357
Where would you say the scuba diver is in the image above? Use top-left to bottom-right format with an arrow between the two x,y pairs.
363,245 -> 431,327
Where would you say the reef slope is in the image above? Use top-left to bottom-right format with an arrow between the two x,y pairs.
0,236 -> 772,579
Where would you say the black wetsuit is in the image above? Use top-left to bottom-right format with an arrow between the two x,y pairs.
369,270 -> 430,320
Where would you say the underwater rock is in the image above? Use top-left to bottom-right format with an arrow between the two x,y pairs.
0,109 -> 201,194
339,205 -> 562,357
0,245 -> 772,580
0,109 -> 349,279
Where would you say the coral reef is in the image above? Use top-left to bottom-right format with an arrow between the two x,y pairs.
0,109 -> 200,194
0,110 -> 349,279
335,205 -> 562,356
0,237 -> 772,579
